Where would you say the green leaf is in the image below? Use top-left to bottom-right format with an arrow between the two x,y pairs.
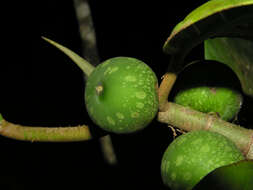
193,160 -> 253,190
42,37 -> 95,77
205,37 -> 253,96
163,0 -> 253,72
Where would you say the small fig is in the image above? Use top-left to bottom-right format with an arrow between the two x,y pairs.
171,61 -> 243,121
174,86 -> 242,121
161,130 -> 244,190
85,57 -> 158,133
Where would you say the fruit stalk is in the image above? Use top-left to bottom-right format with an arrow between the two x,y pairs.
0,119 -> 92,142
157,102 -> 253,159
158,72 -> 177,111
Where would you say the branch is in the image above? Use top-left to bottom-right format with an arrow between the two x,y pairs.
157,102 -> 253,159
73,0 -> 100,67
0,119 -> 92,142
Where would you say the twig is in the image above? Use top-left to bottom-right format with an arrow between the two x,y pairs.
99,135 -> 118,165
158,102 -> 253,159
73,0 -> 100,67
0,119 -> 92,142
158,72 -> 177,111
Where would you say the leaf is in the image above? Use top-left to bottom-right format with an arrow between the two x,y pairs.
42,37 -> 95,77
163,0 -> 253,72
205,37 -> 253,97
193,160 -> 253,190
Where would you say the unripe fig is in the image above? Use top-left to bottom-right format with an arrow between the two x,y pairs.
85,57 -> 158,133
161,130 -> 244,190
171,61 -> 243,121
174,86 -> 242,121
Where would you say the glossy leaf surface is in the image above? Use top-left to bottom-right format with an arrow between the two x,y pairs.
205,37 -> 253,97
163,0 -> 253,72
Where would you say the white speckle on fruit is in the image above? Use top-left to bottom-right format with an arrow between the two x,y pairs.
110,67 -> 118,74
219,160 -> 226,165
104,67 -> 111,75
175,156 -> 184,166
89,107 -> 94,114
104,66 -> 119,75
116,112 -> 124,120
136,91 -> 146,99
138,80 -> 143,85
191,138 -> 203,145
131,112 -> 139,118
118,126 -> 124,130
125,75 -> 136,82
200,144 -> 210,153
207,160 -> 214,167
171,172 -> 177,180
107,116 -> 116,125
184,172 -> 192,181
136,102 -> 144,109
166,161 -> 170,170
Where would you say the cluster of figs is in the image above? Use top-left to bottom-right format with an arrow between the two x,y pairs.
32,1 -> 253,189
42,32 -> 249,190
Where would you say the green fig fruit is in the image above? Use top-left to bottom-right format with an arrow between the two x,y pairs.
161,130 -> 244,190
174,86 -> 242,121
171,61 -> 243,121
85,57 -> 158,134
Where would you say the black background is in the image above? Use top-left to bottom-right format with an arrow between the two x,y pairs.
1,0 -> 250,189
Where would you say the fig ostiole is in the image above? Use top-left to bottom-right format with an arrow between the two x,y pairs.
161,130 -> 244,190
174,86 -> 242,121
85,57 -> 159,134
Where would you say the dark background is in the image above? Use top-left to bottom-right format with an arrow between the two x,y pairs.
1,0 -> 250,189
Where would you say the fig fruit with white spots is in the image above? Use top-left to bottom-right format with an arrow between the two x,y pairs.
85,57 -> 159,133
174,87 -> 242,121
170,61 -> 243,122
161,130 -> 244,190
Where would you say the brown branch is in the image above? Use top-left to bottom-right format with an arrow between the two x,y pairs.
157,102 -> 253,159
0,120 -> 92,142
